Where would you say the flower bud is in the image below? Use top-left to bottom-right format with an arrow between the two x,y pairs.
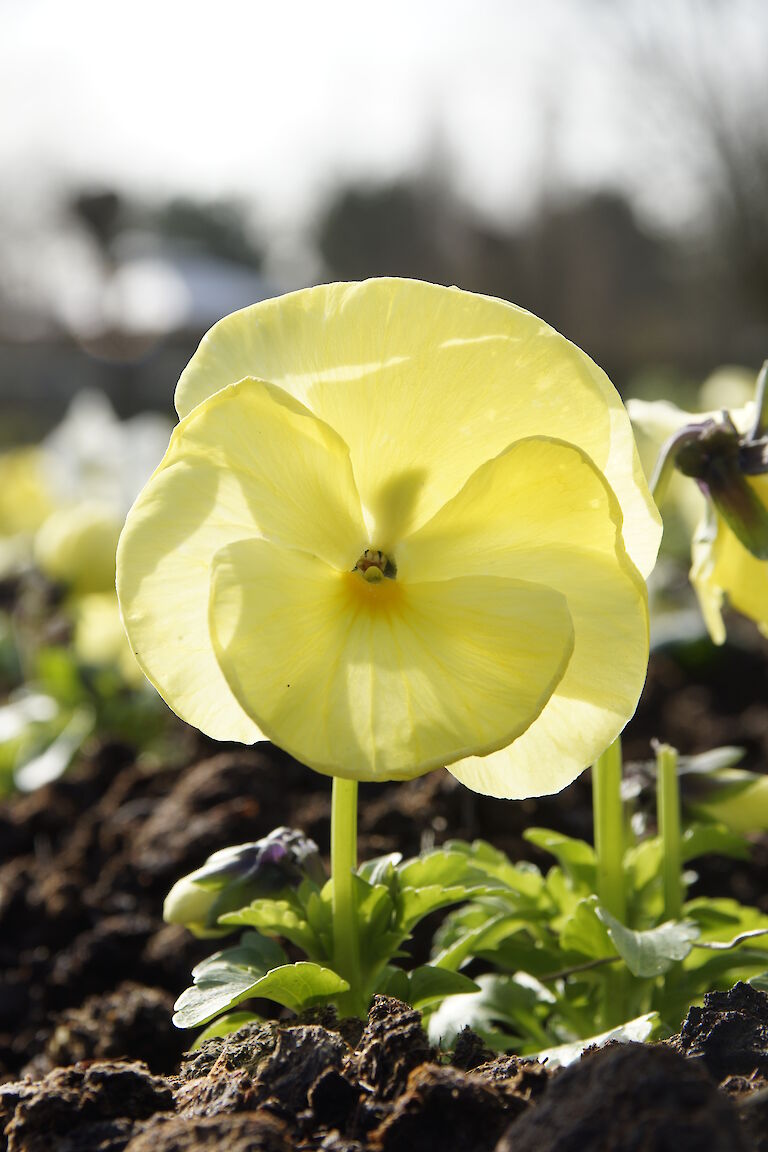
674,421 -> 768,560
163,826 -> 325,937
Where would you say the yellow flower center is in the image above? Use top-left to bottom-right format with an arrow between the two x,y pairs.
354,548 -> 396,583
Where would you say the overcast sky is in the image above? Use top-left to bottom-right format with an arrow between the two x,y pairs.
0,0 -> 668,226
1,0 -> 765,234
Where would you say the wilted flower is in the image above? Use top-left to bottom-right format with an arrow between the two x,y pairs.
628,363 -> 768,644
164,827 -> 324,937
117,279 -> 659,798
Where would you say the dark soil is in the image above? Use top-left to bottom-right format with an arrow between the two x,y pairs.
2,990 -> 767,1152
2,637 -> 768,1148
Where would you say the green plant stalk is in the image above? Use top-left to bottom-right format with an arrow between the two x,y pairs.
592,738 -> 627,1028
593,739 -> 626,922
656,744 -> 682,921
331,776 -> 365,1016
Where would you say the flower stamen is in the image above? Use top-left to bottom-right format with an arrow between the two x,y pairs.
354,548 -> 396,582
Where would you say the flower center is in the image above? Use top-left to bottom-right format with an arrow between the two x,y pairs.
354,548 -> 396,583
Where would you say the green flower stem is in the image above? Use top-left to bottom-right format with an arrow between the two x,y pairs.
593,738 -> 627,1029
593,738 -> 626,923
331,776 -> 364,1016
656,743 -> 683,921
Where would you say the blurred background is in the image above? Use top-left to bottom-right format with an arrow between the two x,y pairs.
2,0 -> 768,792
2,0 -> 768,437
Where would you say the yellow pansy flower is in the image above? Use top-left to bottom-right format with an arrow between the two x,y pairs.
117,279 -> 659,798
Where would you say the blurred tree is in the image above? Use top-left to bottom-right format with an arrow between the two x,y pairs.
149,198 -> 263,269
317,180 -> 464,285
70,189 -> 124,262
622,0 -> 768,319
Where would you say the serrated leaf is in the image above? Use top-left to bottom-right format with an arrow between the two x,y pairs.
174,966 -> 266,1028
442,839 -> 545,900
220,898 -> 320,956
531,1013 -> 659,1069
174,961 -> 349,1028
397,850 -> 484,890
594,902 -> 699,977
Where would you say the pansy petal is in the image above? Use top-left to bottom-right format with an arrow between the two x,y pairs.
175,279 -> 660,577
695,499 -> 768,642
116,379 -> 366,742
398,436 -> 649,798
208,538 -> 575,782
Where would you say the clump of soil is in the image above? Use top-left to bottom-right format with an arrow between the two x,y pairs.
3,992 -> 768,1152
671,982 -> 768,1082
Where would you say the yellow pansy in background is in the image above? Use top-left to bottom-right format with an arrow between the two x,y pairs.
0,448 -> 55,576
35,501 -> 122,596
117,279 -> 660,798
73,592 -> 146,687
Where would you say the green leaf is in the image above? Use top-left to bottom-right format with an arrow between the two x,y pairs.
624,838 -> 663,891
559,898 -> 614,961
220,897 -> 320,957
174,961 -> 349,1028
399,884 -> 484,932
252,962 -> 350,1014
680,823 -> 750,863
531,1013 -> 660,1069
174,966 -> 266,1028
748,971 -> 768,993
14,705 -> 94,791
432,912 -> 517,972
523,829 -> 596,890
191,931 -> 287,980
406,966 -> 480,1010
594,903 -> 699,977
191,1010 -> 262,1049
442,839 -> 545,900
427,973 -> 553,1051
693,928 -> 768,952
397,850 -> 486,890
685,897 -> 768,943
358,853 -> 402,886
677,747 -> 745,775
377,965 -> 410,1002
